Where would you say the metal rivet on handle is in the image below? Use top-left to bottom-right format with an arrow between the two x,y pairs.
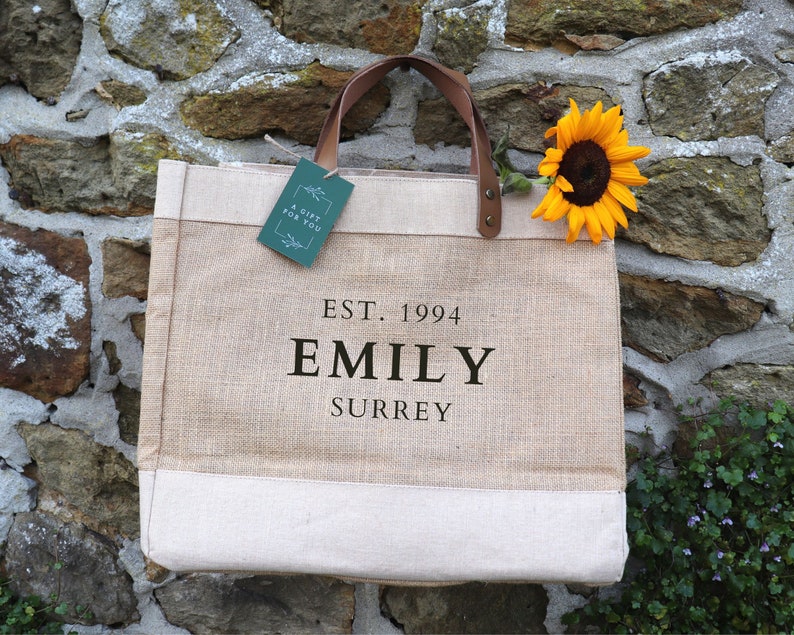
485,188 -> 495,200
485,215 -> 496,227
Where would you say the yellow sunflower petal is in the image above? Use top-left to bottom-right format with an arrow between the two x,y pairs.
556,116 -> 574,152
594,200 -> 616,239
602,192 -> 629,228
594,105 -> 624,146
554,174 -> 574,192
576,101 -> 603,143
544,126 -> 557,139
600,104 -> 623,130
612,128 -> 629,147
606,144 -> 651,163
531,184 -> 557,218
543,188 -> 571,222
556,102 -> 580,153
544,147 -> 564,162
607,180 -> 639,212
583,205 -> 603,244
537,186 -> 563,220
566,206 -> 585,243
610,162 -> 649,186
568,98 -> 581,127
538,158 -> 560,177
602,103 -> 621,118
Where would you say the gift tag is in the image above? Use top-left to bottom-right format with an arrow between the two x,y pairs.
258,158 -> 354,267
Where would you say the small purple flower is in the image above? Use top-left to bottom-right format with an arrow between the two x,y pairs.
760,542 -> 770,553
717,550 -> 725,559
682,548 -> 692,556
703,479 -> 713,488
712,572 -> 722,581
774,556 -> 782,563
770,505 -> 780,513
721,518 -> 734,526
748,470 -> 758,480
773,441 -> 783,449
687,515 -> 701,527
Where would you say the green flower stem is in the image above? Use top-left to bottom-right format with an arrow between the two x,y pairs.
499,172 -> 551,195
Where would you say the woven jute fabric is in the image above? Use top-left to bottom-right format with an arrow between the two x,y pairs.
139,161 -> 626,493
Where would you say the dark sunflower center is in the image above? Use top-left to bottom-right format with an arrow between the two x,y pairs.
557,140 -> 611,206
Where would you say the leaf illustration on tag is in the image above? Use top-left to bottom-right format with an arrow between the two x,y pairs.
302,185 -> 326,201
282,234 -> 306,250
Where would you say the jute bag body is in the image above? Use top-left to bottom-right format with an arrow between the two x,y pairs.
139,56 -> 627,584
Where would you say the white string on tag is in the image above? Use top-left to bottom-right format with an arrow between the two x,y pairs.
264,135 -> 339,180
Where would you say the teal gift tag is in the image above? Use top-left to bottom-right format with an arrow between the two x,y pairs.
258,158 -> 354,267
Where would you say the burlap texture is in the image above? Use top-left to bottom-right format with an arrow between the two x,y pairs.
140,161 -> 625,492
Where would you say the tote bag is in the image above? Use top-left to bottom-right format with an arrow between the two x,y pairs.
139,55 -> 627,584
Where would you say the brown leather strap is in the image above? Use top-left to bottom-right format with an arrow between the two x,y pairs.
314,55 -> 502,237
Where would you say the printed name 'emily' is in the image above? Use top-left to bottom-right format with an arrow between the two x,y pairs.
288,339 -> 495,384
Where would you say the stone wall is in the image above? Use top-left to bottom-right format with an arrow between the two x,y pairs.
0,0 -> 792,632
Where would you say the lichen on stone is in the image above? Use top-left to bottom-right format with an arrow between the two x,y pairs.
0,134 -> 172,216
100,0 -> 240,80
0,0 -> 83,100
505,0 -> 744,49
0,236 -> 88,368
268,0 -> 423,54
434,4 -> 490,73
644,51 -> 779,141
95,80 -> 148,108
180,62 -> 390,144
360,3 -> 423,55
625,157 -> 770,266
0,224 -> 92,402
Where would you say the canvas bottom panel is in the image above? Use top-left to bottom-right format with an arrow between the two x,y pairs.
140,470 -> 627,584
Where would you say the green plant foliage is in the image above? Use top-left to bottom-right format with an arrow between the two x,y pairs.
0,580 -> 65,635
564,399 -> 794,634
491,130 -> 549,195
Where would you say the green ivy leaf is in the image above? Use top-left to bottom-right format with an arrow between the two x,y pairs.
705,490 -> 732,516
746,409 -> 768,429
717,465 -> 744,486
650,537 -> 667,555
647,600 -> 667,620
636,469 -> 653,492
560,612 -> 579,625
676,579 -> 694,598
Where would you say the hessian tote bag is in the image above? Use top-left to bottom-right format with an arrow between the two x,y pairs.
139,55 -> 628,584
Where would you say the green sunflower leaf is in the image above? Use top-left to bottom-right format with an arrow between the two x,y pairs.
502,172 -> 534,195
491,130 -> 518,181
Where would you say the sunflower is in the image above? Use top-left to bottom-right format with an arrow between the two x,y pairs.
533,99 -> 651,244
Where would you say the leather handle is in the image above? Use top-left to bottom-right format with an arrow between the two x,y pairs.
314,55 -> 502,237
